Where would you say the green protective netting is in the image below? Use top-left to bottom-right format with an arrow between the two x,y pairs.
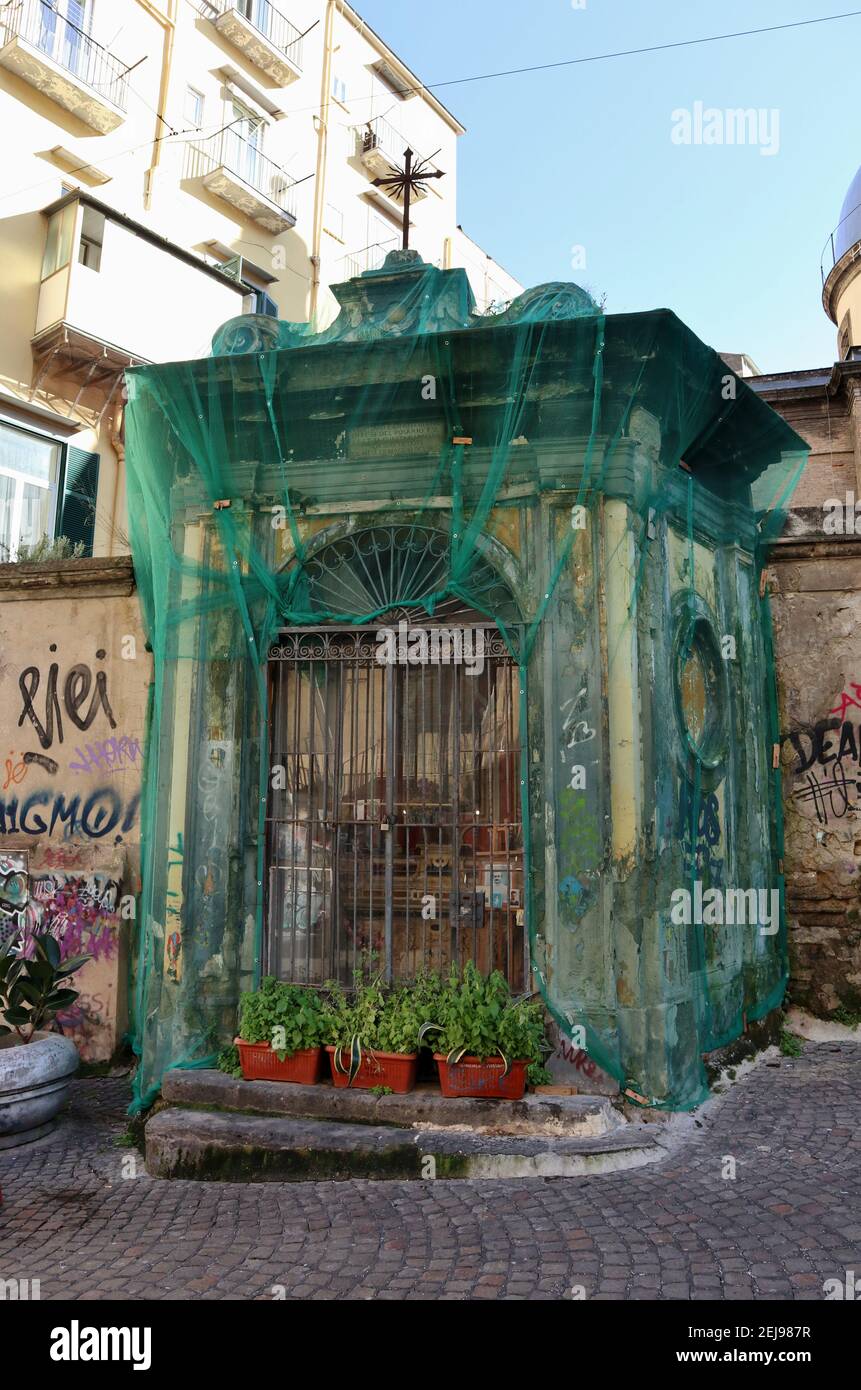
123,252 -> 808,1112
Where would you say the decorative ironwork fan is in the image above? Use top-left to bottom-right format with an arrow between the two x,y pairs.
293,525 -> 518,625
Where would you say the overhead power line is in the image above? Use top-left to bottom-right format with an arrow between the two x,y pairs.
418,9 -> 861,94
2,5 -> 858,211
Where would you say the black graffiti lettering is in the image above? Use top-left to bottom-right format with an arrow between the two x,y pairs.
22,752 -> 59,775
815,717 -> 842,766
18,664 -> 63,750
65,664 -> 117,733
782,718 -> 861,773
784,729 -> 816,773
793,761 -> 853,823
837,721 -> 859,765
17,657 -> 116,749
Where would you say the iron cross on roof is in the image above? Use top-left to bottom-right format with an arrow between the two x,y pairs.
371,147 -> 445,250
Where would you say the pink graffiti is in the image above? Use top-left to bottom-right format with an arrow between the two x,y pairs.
24,873 -> 120,962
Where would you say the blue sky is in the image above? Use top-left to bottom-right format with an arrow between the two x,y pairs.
355,0 -> 861,373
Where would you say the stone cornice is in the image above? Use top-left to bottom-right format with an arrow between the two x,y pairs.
0,555 -> 136,600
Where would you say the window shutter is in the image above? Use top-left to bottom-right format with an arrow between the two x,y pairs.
58,446 -> 100,555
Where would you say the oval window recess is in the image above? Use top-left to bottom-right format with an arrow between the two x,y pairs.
672,613 -> 726,770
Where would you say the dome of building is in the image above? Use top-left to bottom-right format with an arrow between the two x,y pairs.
835,165 -> 861,261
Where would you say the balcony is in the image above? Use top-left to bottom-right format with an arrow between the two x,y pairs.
206,1 -> 303,87
31,195 -> 248,412
355,118 -> 437,202
0,0 -> 128,133
186,128 -> 297,234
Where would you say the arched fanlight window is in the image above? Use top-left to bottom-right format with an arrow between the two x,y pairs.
287,525 -> 519,627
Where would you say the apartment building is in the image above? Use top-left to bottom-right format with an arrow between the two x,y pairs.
0,0 -> 521,559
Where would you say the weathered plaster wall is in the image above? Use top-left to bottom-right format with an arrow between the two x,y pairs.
0,558 -> 151,1059
772,536 -> 861,1016
754,367 -> 861,1017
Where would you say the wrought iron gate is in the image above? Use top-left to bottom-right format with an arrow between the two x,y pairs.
265,625 -> 525,987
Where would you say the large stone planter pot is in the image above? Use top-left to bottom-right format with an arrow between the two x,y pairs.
0,1031 -> 79,1149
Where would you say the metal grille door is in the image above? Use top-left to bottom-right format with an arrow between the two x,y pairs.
265,627 -> 525,987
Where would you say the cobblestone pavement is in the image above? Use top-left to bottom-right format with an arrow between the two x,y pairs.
1,1042 -> 859,1301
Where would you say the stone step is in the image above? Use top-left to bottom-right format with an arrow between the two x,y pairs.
145,1106 -> 664,1182
163,1068 -> 619,1138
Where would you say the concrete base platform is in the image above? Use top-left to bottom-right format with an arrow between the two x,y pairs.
145,1106 -> 663,1181
162,1068 -> 619,1138
147,1071 -> 665,1181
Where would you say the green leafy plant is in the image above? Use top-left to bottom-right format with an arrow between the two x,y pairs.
216,1043 -> 242,1078
527,1062 -> 553,1087
418,962 -> 550,1077
321,972 -> 437,1083
237,977 -> 326,1057
831,1005 -> 861,1030
0,933 -> 91,1043
779,1029 -> 803,1057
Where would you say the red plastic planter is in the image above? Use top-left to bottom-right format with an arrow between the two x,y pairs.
326,1046 -> 418,1094
434,1054 -> 529,1100
235,1039 -> 324,1084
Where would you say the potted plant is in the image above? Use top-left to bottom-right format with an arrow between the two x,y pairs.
322,974 -> 427,1093
419,962 -> 550,1100
235,977 -> 327,1083
0,932 -> 91,1148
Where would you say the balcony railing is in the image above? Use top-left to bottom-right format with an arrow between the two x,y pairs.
0,0 -> 129,109
187,126 -> 297,222
358,116 -> 422,167
821,196 -> 861,285
208,0 -> 303,70
342,238 -> 398,281
355,118 -> 439,204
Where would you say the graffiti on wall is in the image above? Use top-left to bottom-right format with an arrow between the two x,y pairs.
30,871 -> 121,961
69,736 -> 142,777
55,991 -> 109,1058
17,649 -> 116,750
782,690 -> 861,825
0,850 -> 31,947
0,644 -> 142,844
0,788 -> 140,840
0,627 -> 144,1061
676,781 -> 724,879
557,791 -> 600,922
546,1021 -> 617,1094
0,856 -> 122,1058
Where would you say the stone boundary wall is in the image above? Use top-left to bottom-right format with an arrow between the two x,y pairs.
771,524 -> 861,1016
0,557 -> 151,1059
